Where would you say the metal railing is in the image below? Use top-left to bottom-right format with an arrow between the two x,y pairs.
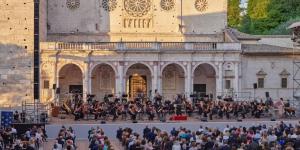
41,42 -> 242,51
21,100 -> 50,124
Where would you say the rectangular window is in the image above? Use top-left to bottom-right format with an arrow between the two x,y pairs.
281,78 -> 287,88
43,80 -> 49,89
225,80 -> 231,89
258,78 -> 264,88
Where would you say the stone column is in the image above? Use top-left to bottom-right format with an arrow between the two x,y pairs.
158,63 -> 162,94
54,53 -> 60,103
216,62 -> 223,97
117,62 -> 125,96
83,62 -> 89,102
234,62 -> 240,98
152,62 -> 158,97
185,62 -> 192,97
53,62 -> 57,103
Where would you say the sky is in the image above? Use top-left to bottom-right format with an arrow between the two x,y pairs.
241,0 -> 248,8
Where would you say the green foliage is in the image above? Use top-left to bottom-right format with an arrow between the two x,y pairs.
248,0 -> 270,19
228,0 -> 241,28
267,17 -> 300,35
239,0 -> 300,35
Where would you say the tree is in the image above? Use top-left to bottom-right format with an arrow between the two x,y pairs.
228,0 -> 241,28
239,0 -> 300,34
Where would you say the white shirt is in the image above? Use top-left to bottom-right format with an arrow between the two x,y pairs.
172,142 -> 181,150
267,135 -> 277,143
11,128 -> 17,134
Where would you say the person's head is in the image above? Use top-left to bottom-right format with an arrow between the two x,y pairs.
66,145 -> 72,150
53,144 -> 58,149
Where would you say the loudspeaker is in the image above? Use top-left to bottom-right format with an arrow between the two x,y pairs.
132,120 -> 138,123
40,113 -> 48,123
271,118 -> 276,121
56,88 -> 60,94
265,92 -> 270,98
101,121 -> 106,124
237,119 -> 243,122
200,117 -> 208,122
53,84 -> 56,89
253,83 -> 257,89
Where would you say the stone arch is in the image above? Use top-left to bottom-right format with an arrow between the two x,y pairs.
124,62 -> 154,77
58,62 -> 84,75
192,62 -> 218,76
125,63 -> 153,98
90,62 -> 117,77
192,63 -> 217,99
161,62 -> 187,76
58,63 -> 83,102
91,63 -> 116,100
161,63 -> 186,100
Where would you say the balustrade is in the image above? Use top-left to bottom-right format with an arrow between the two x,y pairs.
43,42 -> 241,51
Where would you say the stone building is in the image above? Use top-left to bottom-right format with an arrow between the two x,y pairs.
0,0 -> 299,106
0,0 -> 33,106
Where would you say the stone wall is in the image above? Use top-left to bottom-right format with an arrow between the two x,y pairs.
46,0 -> 227,42
241,55 -> 296,100
0,0 -> 33,106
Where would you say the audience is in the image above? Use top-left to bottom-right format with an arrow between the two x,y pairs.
0,125 -> 47,150
117,121 -> 300,150
53,126 -> 76,150
88,127 -> 112,150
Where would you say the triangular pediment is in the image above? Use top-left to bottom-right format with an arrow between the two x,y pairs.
279,69 -> 290,76
256,69 -> 267,76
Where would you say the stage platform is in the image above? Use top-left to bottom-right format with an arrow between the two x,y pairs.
45,117 -> 300,140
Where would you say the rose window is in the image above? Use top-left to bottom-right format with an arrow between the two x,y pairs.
195,0 -> 208,12
161,0 -> 175,11
124,0 -> 151,17
102,0 -> 118,12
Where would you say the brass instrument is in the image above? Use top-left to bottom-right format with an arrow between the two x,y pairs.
63,98 -> 72,114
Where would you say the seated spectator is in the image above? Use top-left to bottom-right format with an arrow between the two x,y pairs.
117,121 -> 300,150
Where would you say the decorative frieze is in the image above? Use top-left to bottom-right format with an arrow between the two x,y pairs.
66,0 -> 80,10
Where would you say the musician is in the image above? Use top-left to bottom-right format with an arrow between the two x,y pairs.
128,104 -> 137,121
254,103 -> 264,118
202,103 -> 209,118
81,102 -> 90,119
224,104 -> 232,119
175,95 -> 183,115
109,102 -> 118,121
99,102 -> 108,120
197,102 -> 203,116
93,101 -> 101,120
164,100 -> 173,115
87,94 -> 93,104
156,103 -> 164,120
146,104 -> 155,120
154,92 -> 162,105
74,104 -> 83,121
104,95 -> 110,104
209,103 -> 218,120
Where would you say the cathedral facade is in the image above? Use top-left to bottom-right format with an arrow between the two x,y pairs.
0,0 -> 298,106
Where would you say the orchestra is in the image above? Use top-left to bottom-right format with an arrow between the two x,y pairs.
60,91 -> 296,122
